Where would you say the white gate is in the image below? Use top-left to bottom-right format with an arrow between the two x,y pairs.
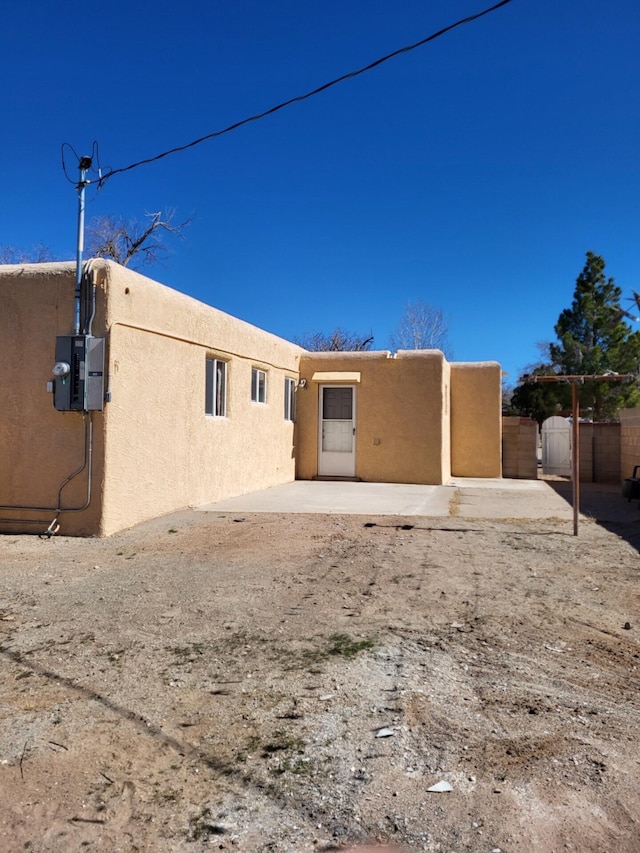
541,416 -> 571,476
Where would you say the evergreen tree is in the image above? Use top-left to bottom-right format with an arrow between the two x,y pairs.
512,252 -> 640,421
509,369 -> 564,427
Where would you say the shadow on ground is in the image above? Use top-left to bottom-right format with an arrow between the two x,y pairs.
545,478 -> 640,551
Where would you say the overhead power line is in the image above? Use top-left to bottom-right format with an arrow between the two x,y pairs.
86,0 -> 514,187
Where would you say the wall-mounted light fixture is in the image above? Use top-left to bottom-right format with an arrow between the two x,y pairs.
299,379 -> 307,389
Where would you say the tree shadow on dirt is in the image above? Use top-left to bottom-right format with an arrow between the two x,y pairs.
544,479 -> 640,551
0,646 -> 315,828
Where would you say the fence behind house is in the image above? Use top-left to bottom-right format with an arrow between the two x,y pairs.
502,417 -> 538,479
502,416 -> 629,483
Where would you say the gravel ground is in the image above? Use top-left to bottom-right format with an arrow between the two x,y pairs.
1,489 -> 639,852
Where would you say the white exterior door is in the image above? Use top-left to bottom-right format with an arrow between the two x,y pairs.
318,386 -> 356,477
541,416 -> 572,476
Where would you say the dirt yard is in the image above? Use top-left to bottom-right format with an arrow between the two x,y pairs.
1,493 -> 639,852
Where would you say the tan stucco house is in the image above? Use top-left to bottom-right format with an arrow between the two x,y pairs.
0,261 -> 501,536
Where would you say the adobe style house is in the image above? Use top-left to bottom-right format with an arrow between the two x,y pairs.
296,351 -> 501,484
0,261 -> 501,536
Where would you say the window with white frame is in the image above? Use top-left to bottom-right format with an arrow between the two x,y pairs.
251,368 -> 267,403
205,357 -> 227,416
284,377 -> 296,421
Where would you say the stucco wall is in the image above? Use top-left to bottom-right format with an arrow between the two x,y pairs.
0,261 -> 303,536
296,350 -> 450,485
0,263 -> 106,535
450,362 -> 502,477
100,262 -> 303,535
1,260 -> 504,537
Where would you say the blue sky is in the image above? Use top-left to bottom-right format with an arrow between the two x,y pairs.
2,0 -> 639,383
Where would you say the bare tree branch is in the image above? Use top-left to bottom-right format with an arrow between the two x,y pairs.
0,244 -> 56,264
86,209 -> 192,269
294,327 -> 374,351
389,300 -> 453,358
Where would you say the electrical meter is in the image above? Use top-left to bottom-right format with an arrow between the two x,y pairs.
52,335 -> 105,412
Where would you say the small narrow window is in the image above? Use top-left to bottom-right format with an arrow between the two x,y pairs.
284,377 -> 296,421
205,357 -> 227,416
251,368 -> 267,404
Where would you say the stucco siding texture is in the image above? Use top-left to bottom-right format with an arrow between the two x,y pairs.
0,263 -> 106,535
450,362 -> 502,477
100,262 -> 303,535
296,351 -> 449,485
1,260 -> 504,536
0,261 -> 303,536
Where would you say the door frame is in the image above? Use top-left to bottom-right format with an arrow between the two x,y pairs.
318,384 -> 356,477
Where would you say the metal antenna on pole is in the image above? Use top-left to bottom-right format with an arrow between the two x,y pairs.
74,156 -> 92,335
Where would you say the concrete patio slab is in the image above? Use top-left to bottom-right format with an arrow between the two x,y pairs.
197,477 -> 576,520
198,480 -> 454,517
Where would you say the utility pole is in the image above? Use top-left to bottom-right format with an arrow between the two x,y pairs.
73,156 -> 92,335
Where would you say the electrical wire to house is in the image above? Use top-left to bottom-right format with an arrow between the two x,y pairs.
61,0 -> 513,187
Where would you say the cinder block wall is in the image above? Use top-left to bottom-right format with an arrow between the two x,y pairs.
501,418 -> 620,483
620,408 -> 640,481
591,423 -> 620,483
578,423 -> 594,482
502,417 -> 538,479
578,423 -> 620,483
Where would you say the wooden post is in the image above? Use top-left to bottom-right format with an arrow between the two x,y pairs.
526,373 -> 636,536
